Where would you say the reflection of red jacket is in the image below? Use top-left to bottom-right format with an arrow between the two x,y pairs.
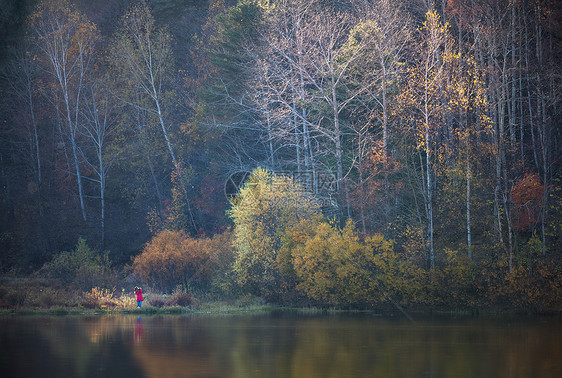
136,289 -> 143,301
134,317 -> 143,342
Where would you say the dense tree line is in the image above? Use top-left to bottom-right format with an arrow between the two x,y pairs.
0,0 -> 216,266
0,0 -> 561,309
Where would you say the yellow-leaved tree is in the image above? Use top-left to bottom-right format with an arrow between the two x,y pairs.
229,167 -> 321,301
290,219 -> 425,307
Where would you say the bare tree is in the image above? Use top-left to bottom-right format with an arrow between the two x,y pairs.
352,0 -> 411,163
259,1 -> 371,217
111,1 -> 196,231
112,1 -> 177,166
30,0 -> 98,222
1,44 -> 44,218
80,82 -> 115,249
342,0 -> 412,228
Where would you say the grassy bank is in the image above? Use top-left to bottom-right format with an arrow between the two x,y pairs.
0,277 -> 280,316
0,303 -> 279,317
2,277 -> 560,318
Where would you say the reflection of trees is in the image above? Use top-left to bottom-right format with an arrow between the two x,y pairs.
130,316 -> 222,378
209,316 -> 562,378
0,316 -> 141,377
1,316 -> 562,377
132,347 -> 219,378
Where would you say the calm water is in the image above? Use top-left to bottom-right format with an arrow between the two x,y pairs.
1,312 -> 561,378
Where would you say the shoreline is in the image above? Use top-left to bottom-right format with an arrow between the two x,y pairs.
1,303 -> 560,318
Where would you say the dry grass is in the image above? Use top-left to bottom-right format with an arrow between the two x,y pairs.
81,288 -> 135,309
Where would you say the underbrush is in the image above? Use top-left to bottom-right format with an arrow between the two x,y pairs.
0,279 -> 271,315
0,277 -> 198,313
0,278 -> 80,309
145,287 -> 193,308
81,287 -> 134,309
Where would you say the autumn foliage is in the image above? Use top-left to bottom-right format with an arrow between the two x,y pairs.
132,229 -> 233,293
220,169 -> 562,311
1,0 -> 561,314
511,172 -> 545,231
229,168 -> 321,300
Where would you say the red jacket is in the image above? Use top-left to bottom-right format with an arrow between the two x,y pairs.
136,289 -> 143,301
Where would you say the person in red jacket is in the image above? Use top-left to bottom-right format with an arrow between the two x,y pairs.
134,286 -> 144,309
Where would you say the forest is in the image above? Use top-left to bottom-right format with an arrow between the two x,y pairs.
0,0 -> 561,312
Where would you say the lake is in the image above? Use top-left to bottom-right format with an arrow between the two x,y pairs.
1,312 -> 561,377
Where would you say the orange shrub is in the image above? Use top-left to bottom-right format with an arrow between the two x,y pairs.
132,230 -> 233,293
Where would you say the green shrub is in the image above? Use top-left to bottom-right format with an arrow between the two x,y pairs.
0,286 -> 27,308
37,288 -> 68,308
40,238 -> 117,290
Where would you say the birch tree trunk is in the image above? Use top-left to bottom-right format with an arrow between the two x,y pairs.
113,1 -> 197,232
30,1 -> 99,222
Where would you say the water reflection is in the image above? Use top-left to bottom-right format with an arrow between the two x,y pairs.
1,314 -> 561,378
134,317 -> 143,343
